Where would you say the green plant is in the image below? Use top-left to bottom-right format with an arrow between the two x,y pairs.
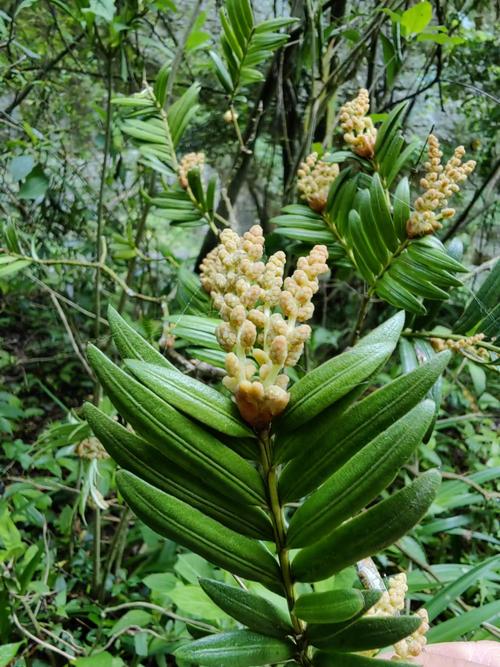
84,238 -> 453,666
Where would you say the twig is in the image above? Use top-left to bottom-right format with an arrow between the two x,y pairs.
102,601 -> 217,633
49,293 -> 94,379
440,471 -> 500,501
12,612 -> 75,661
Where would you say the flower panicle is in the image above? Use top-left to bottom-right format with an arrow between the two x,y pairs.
407,135 -> 476,238
297,152 -> 339,213
339,88 -> 377,159
200,225 -> 329,429
178,152 -> 205,190
363,573 -> 429,661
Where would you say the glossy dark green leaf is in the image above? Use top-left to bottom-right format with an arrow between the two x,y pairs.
348,209 -> 383,276
174,630 -> 294,666
307,591 -> 383,645
375,272 -> 426,314
294,589 -> 364,624
408,237 -> 467,273
370,174 -> 398,252
278,312 -> 404,433
87,346 -> 266,506
84,404 -> 272,539
279,351 -> 449,502
357,189 -> 390,265
117,471 -> 281,589
311,615 -> 422,651
287,400 -> 435,547
125,361 -> 252,438
200,579 -> 292,638
392,176 -> 410,240
387,263 -> 450,300
107,306 -> 175,370
292,470 -> 441,582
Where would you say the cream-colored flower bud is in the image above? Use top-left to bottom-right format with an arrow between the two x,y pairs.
217,322 -> 237,351
230,305 -> 246,327
223,108 -> 238,124
239,320 -> 257,351
248,308 -> 267,329
269,335 -> 288,366
225,352 -> 240,377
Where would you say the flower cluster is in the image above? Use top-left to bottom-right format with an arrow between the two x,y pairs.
362,573 -> 428,661
178,152 -> 205,190
297,152 -> 339,213
366,573 -> 407,618
200,225 -> 329,429
393,608 -> 430,661
407,135 -> 476,237
339,88 -> 377,159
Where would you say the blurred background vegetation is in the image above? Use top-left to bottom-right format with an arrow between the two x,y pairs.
0,0 -> 498,664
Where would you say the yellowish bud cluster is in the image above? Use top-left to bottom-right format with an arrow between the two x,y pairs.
393,609 -> 429,661
178,152 -> 205,189
76,437 -> 110,461
366,573 -> 408,618
407,135 -> 476,237
200,225 -> 329,429
360,574 -> 428,661
339,88 -> 377,159
430,333 -> 485,354
297,152 -> 339,212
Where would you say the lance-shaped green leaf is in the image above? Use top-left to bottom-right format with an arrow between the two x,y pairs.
427,600 -> 500,643
199,579 -> 292,638
278,312 -> 404,433
175,630 -> 294,667
387,262 -> 450,300
313,652 -> 414,666
294,589 -> 364,625
279,351 -> 450,502
310,615 -> 422,651
117,471 -> 281,590
370,173 -> 398,252
375,272 -> 427,314
125,361 -> 253,438
287,400 -> 435,547
87,345 -> 265,506
407,236 -> 467,273
84,404 -> 272,539
292,470 -> 441,582
392,176 -> 410,240
307,590 -> 383,645
107,306 -> 175,370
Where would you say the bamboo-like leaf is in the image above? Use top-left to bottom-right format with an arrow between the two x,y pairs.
117,472 -> 281,589
200,579 -> 292,638
174,630 -> 294,667
387,263 -> 450,300
424,555 -> 500,622
286,400 -> 435,547
107,306 -> 175,370
294,589 -> 364,624
86,346 -> 266,506
166,314 -> 220,349
348,210 -> 383,276
407,237 -> 467,273
310,615 -> 422,651
84,404 -> 272,539
125,361 -> 253,438
292,470 -> 441,582
427,600 -> 500,643
370,173 -> 398,252
277,312 -> 404,433
279,351 -> 450,501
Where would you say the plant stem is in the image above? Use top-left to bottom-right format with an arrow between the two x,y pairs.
351,291 -> 371,345
258,431 -> 311,666
94,50 -> 113,403
92,506 -> 101,597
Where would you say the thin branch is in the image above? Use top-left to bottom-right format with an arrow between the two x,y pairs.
12,612 -> 75,661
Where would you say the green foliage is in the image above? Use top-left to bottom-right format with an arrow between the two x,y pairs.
0,0 -> 498,664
